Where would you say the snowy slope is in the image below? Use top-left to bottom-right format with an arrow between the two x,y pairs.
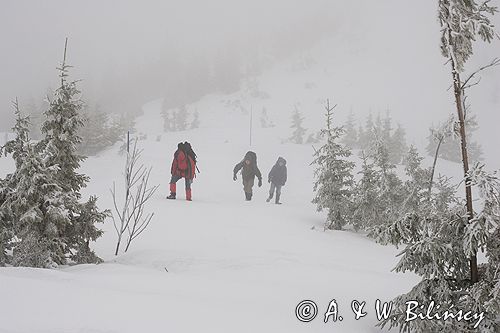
0,93 -> 424,333
2,27 -> 494,329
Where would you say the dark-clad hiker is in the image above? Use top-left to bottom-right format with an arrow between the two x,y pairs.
266,157 -> 287,204
233,151 -> 262,201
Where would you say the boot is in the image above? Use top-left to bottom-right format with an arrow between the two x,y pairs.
167,183 -> 176,199
245,192 -> 251,201
275,193 -> 282,205
266,191 -> 273,202
186,188 -> 192,201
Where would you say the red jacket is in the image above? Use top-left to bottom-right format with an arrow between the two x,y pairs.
171,150 -> 196,179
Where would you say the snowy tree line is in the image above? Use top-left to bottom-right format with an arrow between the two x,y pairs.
288,104 -> 321,144
24,97 -> 134,156
0,42 -> 109,268
289,105 -> 410,157
426,113 -> 483,163
342,111 -> 408,164
313,100 -> 500,332
161,102 -> 200,132
312,1 -> 500,331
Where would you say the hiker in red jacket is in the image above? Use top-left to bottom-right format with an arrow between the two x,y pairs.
167,142 -> 197,201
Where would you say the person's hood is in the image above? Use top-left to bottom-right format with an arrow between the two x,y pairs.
276,157 -> 286,166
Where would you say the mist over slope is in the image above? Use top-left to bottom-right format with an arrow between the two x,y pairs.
1,1 -> 498,171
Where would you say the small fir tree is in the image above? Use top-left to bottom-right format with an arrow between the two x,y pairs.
312,100 -> 355,230
39,39 -> 108,264
341,111 -> 358,149
289,105 -> 306,144
190,109 -> 200,129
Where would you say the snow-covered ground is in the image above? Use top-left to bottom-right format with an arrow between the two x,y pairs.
0,88 -> 428,333
1,37 -> 490,332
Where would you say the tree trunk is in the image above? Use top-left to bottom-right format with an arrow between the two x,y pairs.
428,136 -> 444,199
451,65 -> 478,284
114,238 -> 121,256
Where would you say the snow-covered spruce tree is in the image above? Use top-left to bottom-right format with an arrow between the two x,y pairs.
378,164 -> 500,332
351,152 -> 379,231
389,123 -> 408,164
377,2 -> 500,329
190,109 -> 200,129
426,114 -> 483,163
362,135 -> 405,237
0,99 -> 30,265
341,111 -> 358,149
25,97 -> 44,140
312,100 -> 355,230
39,40 -> 109,264
305,132 -> 320,144
174,105 -> 189,131
356,124 -> 365,148
361,145 -> 429,243
117,112 -> 136,155
381,112 -> 392,143
0,100 -> 70,267
289,105 -> 306,144
260,107 -> 267,128
259,107 -> 274,128
78,104 -> 122,156
400,145 -> 431,213
357,113 -> 374,151
161,98 -> 174,132
0,176 -> 11,265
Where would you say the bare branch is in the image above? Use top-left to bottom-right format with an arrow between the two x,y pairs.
461,57 -> 500,91
111,137 -> 159,255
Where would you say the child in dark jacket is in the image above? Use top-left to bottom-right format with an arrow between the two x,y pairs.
266,157 -> 287,204
233,151 -> 262,201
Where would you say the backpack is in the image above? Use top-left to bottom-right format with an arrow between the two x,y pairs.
183,141 -> 198,178
183,141 -> 197,164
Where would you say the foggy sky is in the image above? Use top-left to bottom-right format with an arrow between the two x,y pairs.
0,0 -> 337,124
0,0 -> 499,166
